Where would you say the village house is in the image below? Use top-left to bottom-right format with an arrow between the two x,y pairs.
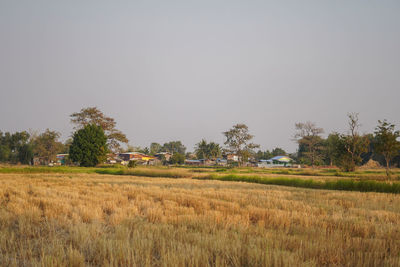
257,156 -> 292,168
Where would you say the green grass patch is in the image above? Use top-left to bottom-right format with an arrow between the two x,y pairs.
196,174 -> 400,194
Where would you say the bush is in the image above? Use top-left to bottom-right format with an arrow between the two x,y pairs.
128,160 -> 137,168
169,153 -> 185,165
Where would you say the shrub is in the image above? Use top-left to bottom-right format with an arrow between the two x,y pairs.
128,160 -> 137,168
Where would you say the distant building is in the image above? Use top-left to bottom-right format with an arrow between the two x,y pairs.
118,152 -> 156,163
56,154 -> 69,165
154,152 -> 172,162
226,154 -> 239,162
258,156 -> 292,168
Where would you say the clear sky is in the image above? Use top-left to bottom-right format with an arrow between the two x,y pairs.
1,1 -> 399,153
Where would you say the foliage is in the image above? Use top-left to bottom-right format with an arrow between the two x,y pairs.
374,120 -> 400,171
335,113 -> 370,172
195,139 -> 222,159
150,142 -> 162,155
70,107 -> 128,152
162,141 -> 186,155
69,124 -> 108,167
294,121 -> 324,166
198,174 -> 400,194
169,152 -> 185,165
223,124 -> 259,166
0,131 -> 33,164
127,160 -> 137,168
323,133 -> 341,166
32,129 -> 64,164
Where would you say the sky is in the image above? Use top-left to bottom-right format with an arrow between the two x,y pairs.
0,0 -> 399,153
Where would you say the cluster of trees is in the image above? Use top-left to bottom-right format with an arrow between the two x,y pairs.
255,147 -> 287,161
2,107 -> 399,173
293,113 -> 400,174
0,129 -> 67,165
132,141 -> 187,156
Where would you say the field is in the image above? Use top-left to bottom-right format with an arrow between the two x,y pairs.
1,166 -> 400,266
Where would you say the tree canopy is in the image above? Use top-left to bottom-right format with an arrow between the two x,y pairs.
294,121 -> 324,166
69,124 -> 108,167
195,139 -> 222,160
374,120 -> 400,171
70,107 -> 128,153
32,129 -> 64,164
223,124 -> 259,165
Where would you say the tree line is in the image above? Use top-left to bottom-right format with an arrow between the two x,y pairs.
1,108 -> 399,175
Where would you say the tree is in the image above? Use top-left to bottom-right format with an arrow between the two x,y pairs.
150,142 -> 162,155
32,129 -> 64,164
294,121 -> 324,166
271,147 -> 286,157
323,133 -> 341,166
70,107 -> 128,153
162,141 -> 186,155
335,113 -> 370,172
169,152 -> 185,165
195,139 -> 222,160
69,124 -> 108,167
374,120 -> 400,175
223,124 -> 259,166
255,150 -> 273,161
0,131 -> 35,164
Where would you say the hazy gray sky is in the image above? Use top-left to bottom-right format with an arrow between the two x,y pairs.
1,1 -> 399,152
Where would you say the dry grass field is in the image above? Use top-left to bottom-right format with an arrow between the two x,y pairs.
1,172 -> 400,266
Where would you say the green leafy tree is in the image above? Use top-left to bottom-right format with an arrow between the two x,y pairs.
323,133 -> 341,166
162,141 -> 186,154
18,143 -> 34,164
169,152 -> 185,165
0,131 -> 34,164
271,147 -> 286,157
70,107 -> 128,153
255,150 -> 273,161
69,124 -> 108,167
194,139 -> 222,160
374,120 -> 400,175
294,121 -> 324,166
32,129 -> 64,164
150,142 -> 162,155
223,124 -> 260,166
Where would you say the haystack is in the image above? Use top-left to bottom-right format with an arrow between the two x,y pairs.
360,159 -> 381,169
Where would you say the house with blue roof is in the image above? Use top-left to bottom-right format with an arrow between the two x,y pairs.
258,156 -> 292,168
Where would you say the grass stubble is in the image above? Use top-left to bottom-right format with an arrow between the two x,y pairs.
0,172 -> 400,266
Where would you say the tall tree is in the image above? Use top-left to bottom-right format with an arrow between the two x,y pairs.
69,124 -> 108,167
336,113 -> 370,172
271,147 -> 286,157
0,131 -> 33,164
294,121 -> 324,166
194,139 -> 222,160
70,107 -> 128,153
162,141 -> 186,155
150,142 -> 162,155
223,124 -> 259,166
32,129 -> 64,164
374,120 -> 400,175
323,133 -> 341,166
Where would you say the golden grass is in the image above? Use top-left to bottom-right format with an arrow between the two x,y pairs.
1,173 -> 400,266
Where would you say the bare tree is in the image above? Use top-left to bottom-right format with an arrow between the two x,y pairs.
335,113 -> 370,172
